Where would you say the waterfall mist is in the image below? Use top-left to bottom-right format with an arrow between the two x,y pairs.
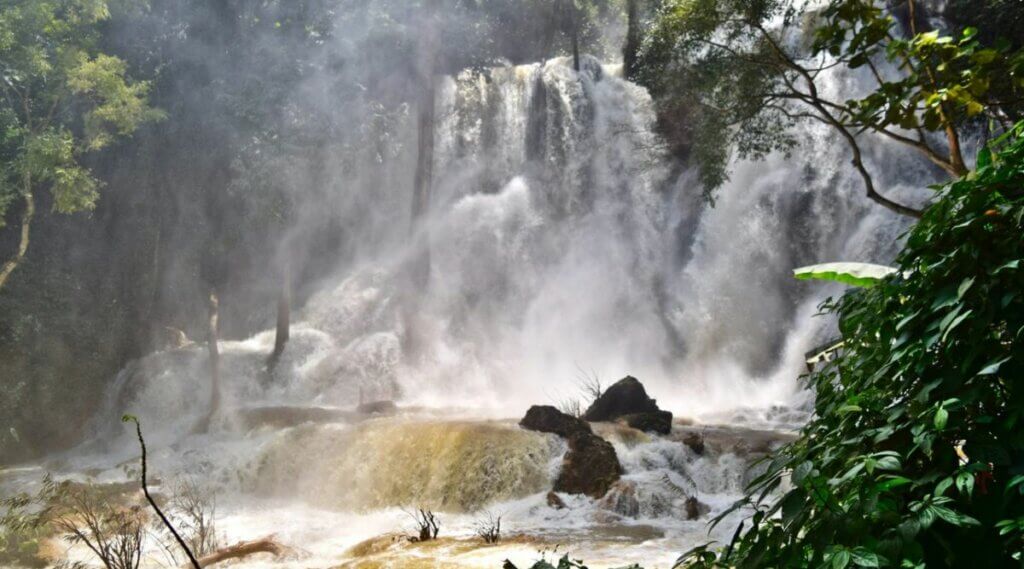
92,52 -> 935,445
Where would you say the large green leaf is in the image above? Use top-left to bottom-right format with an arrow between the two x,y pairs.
793,263 -> 897,288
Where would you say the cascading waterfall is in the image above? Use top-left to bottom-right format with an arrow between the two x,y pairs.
94,55 -> 925,434
35,54 -> 941,568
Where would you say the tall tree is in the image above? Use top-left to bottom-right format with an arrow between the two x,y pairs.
638,0 -> 1024,217
0,0 -> 162,291
623,0 -> 643,79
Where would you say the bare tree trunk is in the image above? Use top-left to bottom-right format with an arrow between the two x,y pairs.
623,0 -> 641,80
196,292 -> 221,432
568,1 -> 581,72
190,537 -> 285,568
410,3 -> 438,289
266,269 -> 291,371
411,84 -> 435,227
0,185 -> 35,292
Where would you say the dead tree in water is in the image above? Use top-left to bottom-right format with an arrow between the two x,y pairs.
266,269 -> 291,372
409,1 -> 440,289
559,0 -> 581,71
407,508 -> 440,542
195,291 -> 221,433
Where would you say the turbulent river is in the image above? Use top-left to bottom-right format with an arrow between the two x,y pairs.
1,57 -> 934,567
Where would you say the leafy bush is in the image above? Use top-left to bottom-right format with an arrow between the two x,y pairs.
679,122 -> 1024,567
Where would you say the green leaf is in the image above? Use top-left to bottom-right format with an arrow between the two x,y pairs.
793,461 -> 814,485
794,263 -> 897,288
851,548 -> 885,567
832,549 -> 852,569
977,146 -> 993,168
978,357 -> 1010,375
934,407 -> 949,430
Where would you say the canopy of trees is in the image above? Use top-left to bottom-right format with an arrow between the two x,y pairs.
637,0 -> 1024,216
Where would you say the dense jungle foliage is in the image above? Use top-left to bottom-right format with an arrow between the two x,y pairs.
679,120 -> 1024,567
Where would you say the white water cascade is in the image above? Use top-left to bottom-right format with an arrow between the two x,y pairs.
9,56 -> 940,568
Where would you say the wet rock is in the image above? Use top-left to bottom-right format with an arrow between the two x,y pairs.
682,431 -> 705,455
546,491 -> 567,509
670,425 -> 796,458
582,376 -> 662,422
619,410 -> 673,435
599,480 -> 639,517
519,405 -> 592,437
357,400 -> 398,415
554,432 -> 622,498
685,496 -> 710,520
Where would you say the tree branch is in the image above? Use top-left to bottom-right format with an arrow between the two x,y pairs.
123,415 -> 202,569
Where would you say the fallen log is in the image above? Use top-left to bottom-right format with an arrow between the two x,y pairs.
188,536 -> 285,567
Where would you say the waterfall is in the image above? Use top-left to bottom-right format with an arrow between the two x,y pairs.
17,54 -> 951,569
86,54 -> 937,446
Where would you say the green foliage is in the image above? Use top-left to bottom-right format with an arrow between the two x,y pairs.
637,0 -> 1024,205
678,122 -> 1024,567
637,0 -> 797,198
0,0 -> 162,227
528,554 -> 643,569
0,490 -> 50,568
815,5 -> 1024,134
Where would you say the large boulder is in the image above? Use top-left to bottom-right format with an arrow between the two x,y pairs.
553,431 -> 622,498
583,377 -> 671,433
519,405 -> 592,437
619,410 -> 673,435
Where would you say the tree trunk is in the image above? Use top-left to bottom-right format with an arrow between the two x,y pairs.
410,11 -> 438,288
568,2 -> 581,72
623,0 -> 641,80
0,187 -> 35,292
196,291 -> 221,432
266,270 -> 291,371
187,537 -> 285,568
411,83 -> 435,227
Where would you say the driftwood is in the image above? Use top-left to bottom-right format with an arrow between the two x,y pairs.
188,536 -> 285,567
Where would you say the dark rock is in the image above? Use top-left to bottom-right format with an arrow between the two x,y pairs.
682,431 -> 705,455
582,376 -> 661,422
619,410 -> 673,435
546,491 -> 567,509
519,405 -> 592,437
554,432 -> 623,498
357,400 -> 398,415
685,496 -> 710,520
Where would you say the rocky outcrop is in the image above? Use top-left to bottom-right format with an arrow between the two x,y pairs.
546,491 -> 567,509
520,405 -> 621,498
599,480 -> 640,517
619,410 -> 673,435
685,496 -> 710,520
554,431 -> 622,498
519,405 -> 592,437
682,431 -> 705,455
583,376 -> 673,434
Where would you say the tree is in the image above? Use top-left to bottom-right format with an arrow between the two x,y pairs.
638,0 -> 1024,217
678,122 -> 1024,567
0,0 -> 163,291
623,0 -> 643,79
